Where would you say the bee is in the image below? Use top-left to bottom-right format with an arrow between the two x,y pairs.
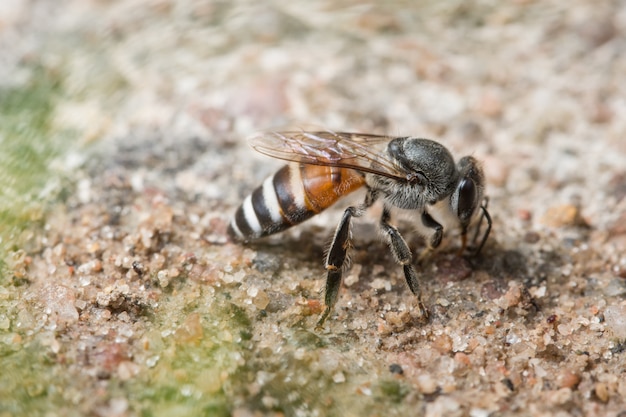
228,131 -> 491,327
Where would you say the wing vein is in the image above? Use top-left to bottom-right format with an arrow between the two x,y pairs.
249,131 -> 408,180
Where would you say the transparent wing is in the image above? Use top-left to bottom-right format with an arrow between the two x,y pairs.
248,131 -> 409,180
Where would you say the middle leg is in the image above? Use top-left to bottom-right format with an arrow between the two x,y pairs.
418,211 -> 444,262
379,207 -> 429,318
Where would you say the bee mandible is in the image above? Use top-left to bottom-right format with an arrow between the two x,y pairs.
228,131 -> 491,327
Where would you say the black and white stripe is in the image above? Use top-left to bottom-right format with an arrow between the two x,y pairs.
228,165 -> 314,241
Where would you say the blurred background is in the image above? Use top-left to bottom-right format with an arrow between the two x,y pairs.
1,1 -> 626,416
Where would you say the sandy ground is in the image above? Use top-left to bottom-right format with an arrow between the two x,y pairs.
2,1 -> 626,416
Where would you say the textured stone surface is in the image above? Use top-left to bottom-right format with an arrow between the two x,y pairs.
2,1 -> 626,416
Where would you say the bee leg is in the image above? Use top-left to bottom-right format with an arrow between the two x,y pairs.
316,268 -> 342,328
417,211 -> 443,263
380,207 -> 429,319
316,205 -> 367,328
316,190 -> 378,328
471,204 -> 492,255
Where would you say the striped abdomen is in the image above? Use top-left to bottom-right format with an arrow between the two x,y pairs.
229,164 -> 365,240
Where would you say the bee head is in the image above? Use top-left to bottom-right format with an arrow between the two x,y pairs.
388,137 -> 457,196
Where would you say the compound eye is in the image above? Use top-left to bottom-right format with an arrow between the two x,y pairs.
457,178 -> 477,222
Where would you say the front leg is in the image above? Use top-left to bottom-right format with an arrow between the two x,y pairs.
418,211 -> 444,263
470,198 -> 492,255
316,191 -> 377,328
379,208 -> 429,319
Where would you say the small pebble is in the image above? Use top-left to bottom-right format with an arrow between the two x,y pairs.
541,204 -> 586,228
603,305 -> 626,339
432,334 -> 453,354
389,364 -> 404,375
594,382 -> 610,403
435,255 -> 472,283
556,370 -> 581,389
175,313 -> 204,345
332,371 -> 346,383
416,374 -> 438,395
454,352 -> 471,367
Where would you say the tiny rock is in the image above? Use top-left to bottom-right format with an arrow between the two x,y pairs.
556,370 -> 581,389
416,374 -> 438,395
603,304 -> 626,339
541,204 -> 587,228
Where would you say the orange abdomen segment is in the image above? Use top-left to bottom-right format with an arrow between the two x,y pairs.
300,165 -> 365,213
228,163 -> 365,240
